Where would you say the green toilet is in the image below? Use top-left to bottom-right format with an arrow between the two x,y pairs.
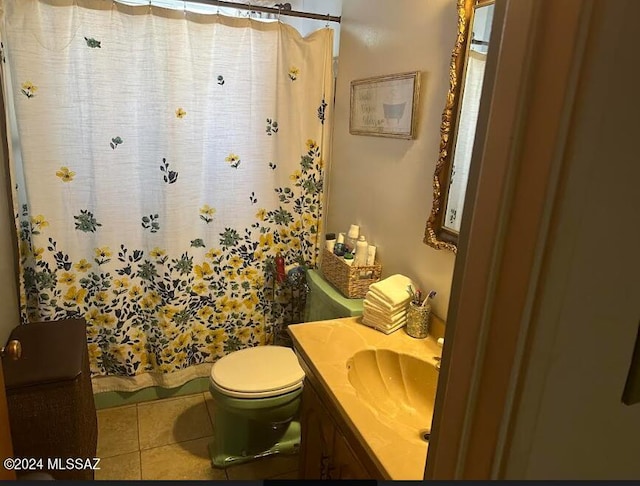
208,345 -> 305,467
208,269 -> 363,468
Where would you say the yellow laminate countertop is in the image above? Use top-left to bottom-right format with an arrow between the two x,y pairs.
288,316 -> 441,480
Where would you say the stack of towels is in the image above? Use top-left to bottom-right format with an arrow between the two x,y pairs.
362,274 -> 415,334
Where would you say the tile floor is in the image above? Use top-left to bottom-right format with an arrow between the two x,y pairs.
95,392 -> 299,480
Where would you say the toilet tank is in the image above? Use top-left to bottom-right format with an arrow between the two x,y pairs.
304,269 -> 364,322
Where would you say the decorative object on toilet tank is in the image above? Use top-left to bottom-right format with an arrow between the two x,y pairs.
346,224 -> 359,253
320,249 -> 381,299
354,235 -> 369,266
343,252 -> 354,266
325,232 -> 336,252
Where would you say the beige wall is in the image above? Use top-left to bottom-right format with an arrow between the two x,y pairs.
326,0 -> 457,319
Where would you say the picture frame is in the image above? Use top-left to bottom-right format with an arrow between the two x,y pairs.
349,71 -> 420,139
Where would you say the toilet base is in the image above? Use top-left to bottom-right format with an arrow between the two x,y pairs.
209,419 -> 300,468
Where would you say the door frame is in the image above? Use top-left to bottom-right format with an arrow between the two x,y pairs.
425,0 -> 592,479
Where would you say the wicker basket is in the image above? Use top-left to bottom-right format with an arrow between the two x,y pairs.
320,248 -> 382,298
4,319 -> 97,481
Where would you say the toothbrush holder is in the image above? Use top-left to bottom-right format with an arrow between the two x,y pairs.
406,302 -> 431,339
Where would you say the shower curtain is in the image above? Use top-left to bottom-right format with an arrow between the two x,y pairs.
0,0 -> 333,390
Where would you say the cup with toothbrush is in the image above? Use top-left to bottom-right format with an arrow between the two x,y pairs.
406,289 -> 436,339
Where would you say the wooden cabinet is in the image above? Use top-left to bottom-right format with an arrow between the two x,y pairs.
298,371 -> 381,479
299,383 -> 336,479
331,427 -> 371,479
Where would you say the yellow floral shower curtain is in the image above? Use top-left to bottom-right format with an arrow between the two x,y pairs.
0,0 -> 333,383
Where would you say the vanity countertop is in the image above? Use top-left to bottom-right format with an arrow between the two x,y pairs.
288,316 -> 442,480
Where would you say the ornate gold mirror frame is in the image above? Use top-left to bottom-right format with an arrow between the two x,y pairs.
424,0 -> 477,253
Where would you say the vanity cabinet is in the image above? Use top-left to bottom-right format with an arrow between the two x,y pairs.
297,359 -> 384,480
299,382 -> 371,479
331,426 -> 371,479
299,382 -> 335,479
290,317 -> 440,480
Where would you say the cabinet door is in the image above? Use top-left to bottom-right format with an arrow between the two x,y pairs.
331,429 -> 372,480
299,384 -> 335,479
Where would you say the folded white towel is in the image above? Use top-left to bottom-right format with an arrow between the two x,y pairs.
369,288 -> 412,310
362,311 -> 407,327
369,288 -> 411,306
363,302 -> 407,324
362,314 -> 407,334
363,299 -> 406,316
363,310 -> 406,328
365,291 -> 409,313
369,274 -> 415,307
375,319 -> 406,335
361,316 -> 379,332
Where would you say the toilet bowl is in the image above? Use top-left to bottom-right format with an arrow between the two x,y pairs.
208,345 -> 305,467
208,270 -> 364,468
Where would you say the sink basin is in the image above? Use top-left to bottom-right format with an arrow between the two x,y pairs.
346,349 -> 439,431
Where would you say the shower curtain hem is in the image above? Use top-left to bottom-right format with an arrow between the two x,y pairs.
91,362 -> 212,393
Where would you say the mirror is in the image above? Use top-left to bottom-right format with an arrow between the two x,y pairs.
424,0 -> 495,253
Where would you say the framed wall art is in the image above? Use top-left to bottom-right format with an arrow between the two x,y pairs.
349,71 -> 420,139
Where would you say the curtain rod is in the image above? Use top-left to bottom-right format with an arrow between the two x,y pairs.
185,0 -> 341,23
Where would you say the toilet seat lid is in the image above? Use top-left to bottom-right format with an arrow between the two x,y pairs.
211,346 -> 304,394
